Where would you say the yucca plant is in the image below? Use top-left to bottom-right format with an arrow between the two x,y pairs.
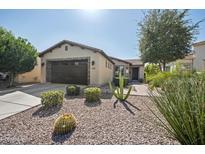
150,73 -> 205,144
109,71 -> 132,101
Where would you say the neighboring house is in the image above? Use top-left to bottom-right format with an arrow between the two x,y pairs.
15,57 -> 41,83
193,41 -> 205,71
168,40 -> 205,72
110,57 -> 144,81
39,40 -> 114,85
167,54 -> 194,72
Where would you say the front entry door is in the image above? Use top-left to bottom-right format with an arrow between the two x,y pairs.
132,67 -> 139,80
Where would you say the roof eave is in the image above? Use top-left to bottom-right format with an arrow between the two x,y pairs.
39,40 -> 114,65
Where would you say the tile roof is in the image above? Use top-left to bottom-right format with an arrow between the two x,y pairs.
39,40 -> 114,64
124,59 -> 144,66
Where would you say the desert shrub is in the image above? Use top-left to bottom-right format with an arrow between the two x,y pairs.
145,63 -> 161,75
66,85 -> 80,96
147,72 -> 173,89
147,70 -> 195,90
53,113 -> 77,135
144,63 -> 161,82
150,74 -> 205,144
84,87 -> 101,103
41,90 -> 64,108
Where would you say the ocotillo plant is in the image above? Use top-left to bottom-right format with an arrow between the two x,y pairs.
109,71 -> 132,101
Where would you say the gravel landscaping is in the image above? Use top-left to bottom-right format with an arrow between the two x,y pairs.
0,95 -> 179,145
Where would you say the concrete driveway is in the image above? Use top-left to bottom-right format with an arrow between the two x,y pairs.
0,83 -> 68,120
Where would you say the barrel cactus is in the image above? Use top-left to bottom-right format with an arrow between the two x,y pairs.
53,113 -> 77,135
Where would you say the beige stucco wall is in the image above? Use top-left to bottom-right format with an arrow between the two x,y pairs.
139,66 -> 144,79
40,43 -> 113,85
98,54 -> 114,85
193,44 -> 205,71
15,57 -> 41,83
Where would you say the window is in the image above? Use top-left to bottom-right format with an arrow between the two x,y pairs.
115,66 -> 120,77
125,67 -> 129,74
65,45 -> 68,51
115,65 -> 125,76
119,66 -> 125,75
105,60 -> 112,69
182,63 -> 192,71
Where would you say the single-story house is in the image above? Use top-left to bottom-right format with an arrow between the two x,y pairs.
16,39 -> 144,85
110,57 -> 144,81
39,40 -> 114,85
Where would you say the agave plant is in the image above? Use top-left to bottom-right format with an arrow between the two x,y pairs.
150,73 -> 205,144
109,71 -> 132,102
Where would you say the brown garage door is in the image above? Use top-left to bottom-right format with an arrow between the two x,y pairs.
46,59 -> 88,85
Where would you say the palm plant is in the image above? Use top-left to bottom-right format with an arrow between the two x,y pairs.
149,73 -> 205,144
109,71 -> 132,102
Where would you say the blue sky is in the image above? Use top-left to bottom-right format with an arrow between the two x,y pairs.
0,9 -> 205,59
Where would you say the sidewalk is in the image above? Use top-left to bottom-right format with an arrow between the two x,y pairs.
0,91 -> 41,120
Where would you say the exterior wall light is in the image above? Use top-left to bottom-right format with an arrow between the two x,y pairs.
92,61 -> 95,66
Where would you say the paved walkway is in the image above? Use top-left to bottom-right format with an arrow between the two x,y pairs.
124,82 -> 159,96
0,83 -> 69,120
131,83 -> 150,96
0,91 -> 41,120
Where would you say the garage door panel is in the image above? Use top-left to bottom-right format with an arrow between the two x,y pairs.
47,59 -> 88,85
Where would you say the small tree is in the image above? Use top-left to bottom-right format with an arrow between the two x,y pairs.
0,27 -> 38,87
138,10 -> 203,71
144,63 -> 160,76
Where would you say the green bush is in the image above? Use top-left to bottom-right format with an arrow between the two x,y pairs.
144,64 -> 161,82
53,113 -> 77,135
150,74 -> 205,144
145,63 -> 161,75
41,90 -> 64,108
147,72 -> 173,89
84,87 -> 101,103
66,85 -> 80,96
147,70 -> 195,90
